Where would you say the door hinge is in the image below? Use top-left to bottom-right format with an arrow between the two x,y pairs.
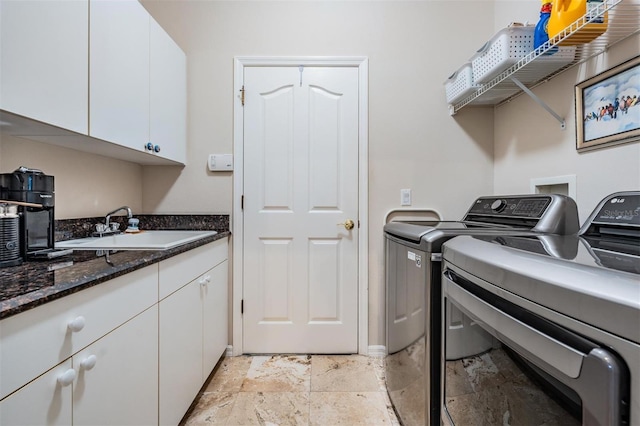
240,85 -> 245,106
241,195 -> 244,210
241,299 -> 244,314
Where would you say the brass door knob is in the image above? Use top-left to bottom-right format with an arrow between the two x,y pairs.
338,219 -> 355,230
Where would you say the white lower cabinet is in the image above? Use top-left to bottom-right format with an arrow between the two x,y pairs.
159,280 -> 203,425
0,360 -> 73,426
0,266 -> 157,401
203,260 -> 229,377
73,306 -> 158,426
0,239 -> 228,425
159,239 -> 229,425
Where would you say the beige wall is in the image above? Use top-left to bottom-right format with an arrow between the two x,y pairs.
493,34 -> 640,223
0,133 -> 143,219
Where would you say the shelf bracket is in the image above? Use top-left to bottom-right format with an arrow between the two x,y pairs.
509,77 -> 565,129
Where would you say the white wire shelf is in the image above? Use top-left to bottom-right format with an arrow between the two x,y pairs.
449,0 -> 640,115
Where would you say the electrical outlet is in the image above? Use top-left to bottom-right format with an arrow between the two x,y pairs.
401,189 -> 411,206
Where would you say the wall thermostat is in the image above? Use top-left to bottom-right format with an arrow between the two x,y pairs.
208,154 -> 233,171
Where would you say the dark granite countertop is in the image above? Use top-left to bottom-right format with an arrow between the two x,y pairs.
0,214 -> 230,321
0,231 -> 229,320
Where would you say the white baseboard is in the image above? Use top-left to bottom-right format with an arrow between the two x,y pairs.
367,345 -> 386,358
225,345 -> 385,358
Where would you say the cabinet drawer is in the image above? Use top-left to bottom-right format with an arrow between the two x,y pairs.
0,265 -> 157,400
159,239 -> 228,300
0,359 -> 73,426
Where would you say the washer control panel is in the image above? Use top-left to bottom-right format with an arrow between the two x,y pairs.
467,196 -> 552,219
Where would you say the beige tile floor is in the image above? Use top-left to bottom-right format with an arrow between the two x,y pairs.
181,354 -> 401,426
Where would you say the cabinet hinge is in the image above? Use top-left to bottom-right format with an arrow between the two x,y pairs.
241,299 -> 244,314
240,85 -> 245,107
241,195 -> 244,210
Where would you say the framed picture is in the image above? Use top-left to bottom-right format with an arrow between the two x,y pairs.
575,56 -> 640,151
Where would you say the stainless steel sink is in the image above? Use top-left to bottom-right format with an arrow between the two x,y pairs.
55,230 -> 218,251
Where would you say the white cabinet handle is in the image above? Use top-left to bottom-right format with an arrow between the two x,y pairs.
199,275 -> 212,286
80,354 -> 97,370
67,316 -> 86,332
57,369 -> 76,387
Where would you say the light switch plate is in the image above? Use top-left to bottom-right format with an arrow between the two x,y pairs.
208,154 -> 233,171
401,189 -> 411,206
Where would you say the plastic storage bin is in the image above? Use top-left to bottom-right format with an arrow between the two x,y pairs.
471,26 -> 536,84
444,63 -> 480,104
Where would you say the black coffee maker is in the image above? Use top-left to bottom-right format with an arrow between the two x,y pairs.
0,167 -> 55,259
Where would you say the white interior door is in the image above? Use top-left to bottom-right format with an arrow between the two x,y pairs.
242,65 -> 359,353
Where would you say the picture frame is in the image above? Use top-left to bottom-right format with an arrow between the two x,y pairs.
575,56 -> 640,151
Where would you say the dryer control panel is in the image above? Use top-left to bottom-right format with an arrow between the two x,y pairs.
462,194 -> 579,234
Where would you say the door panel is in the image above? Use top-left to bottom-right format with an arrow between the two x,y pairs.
308,239 -> 340,321
243,66 -> 359,353
260,238 -> 293,322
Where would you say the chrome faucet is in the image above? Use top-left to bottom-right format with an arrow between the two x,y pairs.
105,206 -> 132,230
94,206 -> 133,236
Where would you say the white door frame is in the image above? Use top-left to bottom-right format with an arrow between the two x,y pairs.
232,56 -> 369,355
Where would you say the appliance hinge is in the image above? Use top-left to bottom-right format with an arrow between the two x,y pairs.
241,195 -> 244,210
240,85 -> 245,106
241,299 -> 244,314
358,220 -> 361,229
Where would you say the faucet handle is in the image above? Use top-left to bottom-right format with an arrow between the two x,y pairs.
110,222 -> 120,232
96,223 -> 108,233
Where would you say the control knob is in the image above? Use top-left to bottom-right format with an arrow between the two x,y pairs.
491,199 -> 507,213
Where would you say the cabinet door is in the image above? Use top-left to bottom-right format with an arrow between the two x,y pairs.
203,260 -> 229,378
89,0 -> 149,151
159,281 -> 203,426
150,17 -> 187,164
0,0 -> 88,133
73,306 -> 158,426
0,360 -> 73,426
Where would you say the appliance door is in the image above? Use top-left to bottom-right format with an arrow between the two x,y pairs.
441,266 -> 629,426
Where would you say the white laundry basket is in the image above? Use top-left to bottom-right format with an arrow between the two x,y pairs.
471,26 -> 535,84
444,63 -> 480,104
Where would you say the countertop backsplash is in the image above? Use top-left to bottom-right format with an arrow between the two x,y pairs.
56,214 -> 230,241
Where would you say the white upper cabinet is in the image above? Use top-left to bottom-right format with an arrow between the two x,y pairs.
150,17 -> 187,164
89,0 -> 150,152
0,0 -> 89,134
0,0 -> 186,165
